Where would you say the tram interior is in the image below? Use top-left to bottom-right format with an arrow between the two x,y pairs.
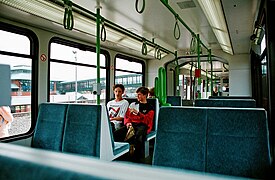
1,0 -> 272,179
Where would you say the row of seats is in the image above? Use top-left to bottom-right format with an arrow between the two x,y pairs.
167,95 -> 256,108
194,99 -> 256,108
153,106 -> 272,178
0,142 -> 243,179
209,96 -> 253,99
32,103 -> 129,161
33,98 -> 160,160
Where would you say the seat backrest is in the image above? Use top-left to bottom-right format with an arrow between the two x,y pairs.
206,108 -> 271,178
153,106 -> 271,178
62,104 -> 101,157
153,106 -> 207,171
167,96 -> 182,106
181,100 -> 193,106
209,96 -> 252,99
194,99 -> 256,108
32,103 -> 68,151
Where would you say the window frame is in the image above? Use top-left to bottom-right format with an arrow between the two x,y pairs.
0,21 -> 39,141
48,37 -> 110,103
114,54 -> 145,97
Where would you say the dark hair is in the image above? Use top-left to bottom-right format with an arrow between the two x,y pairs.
136,86 -> 149,96
149,87 -> 155,96
113,84 -> 125,93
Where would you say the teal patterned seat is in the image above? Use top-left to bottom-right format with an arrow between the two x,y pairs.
62,104 -> 101,157
194,99 -> 256,108
153,106 -> 271,178
32,103 -> 68,151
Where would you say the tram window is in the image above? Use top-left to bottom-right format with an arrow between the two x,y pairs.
0,27 -> 36,139
49,39 -> 109,105
261,35 -> 266,55
51,43 -> 106,67
0,30 -> 30,55
115,55 -> 145,98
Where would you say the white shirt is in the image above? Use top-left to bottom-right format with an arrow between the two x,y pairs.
107,99 -> 129,130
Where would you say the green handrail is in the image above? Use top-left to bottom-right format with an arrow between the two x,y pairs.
197,34 -> 201,99
158,67 -> 171,106
50,0 -> 174,56
209,49 -> 213,96
96,6 -> 101,105
155,77 -> 159,98
175,51 -> 180,96
159,0 -> 209,51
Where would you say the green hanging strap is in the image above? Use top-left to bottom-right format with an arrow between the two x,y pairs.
173,14 -> 180,40
154,46 -> 161,60
154,77 -> 159,98
135,0 -> 145,14
100,19 -> 106,42
63,0 -> 74,30
158,48 -> 161,60
158,67 -> 171,106
141,39 -> 147,55
154,46 -> 159,59
190,35 -> 196,54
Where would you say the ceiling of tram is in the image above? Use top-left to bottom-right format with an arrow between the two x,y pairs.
0,0 -> 260,56
72,0 -> 260,55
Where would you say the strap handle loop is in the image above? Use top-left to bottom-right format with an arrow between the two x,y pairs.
141,39 -> 147,55
135,0 -> 145,14
63,0 -> 74,30
100,19 -> 106,42
173,15 -> 180,40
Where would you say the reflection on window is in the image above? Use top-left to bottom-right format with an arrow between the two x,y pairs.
115,72 -> 143,98
115,55 -> 144,98
261,57 -> 267,75
50,41 -> 107,105
0,30 -> 32,139
261,35 -> 266,55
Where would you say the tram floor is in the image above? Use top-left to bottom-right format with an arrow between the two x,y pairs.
114,140 -> 155,165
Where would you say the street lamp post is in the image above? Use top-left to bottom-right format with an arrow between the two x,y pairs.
73,50 -> 77,103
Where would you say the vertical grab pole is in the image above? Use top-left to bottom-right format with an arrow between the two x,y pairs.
175,51 -> 180,96
206,69 -> 209,94
158,67 -> 171,106
197,34 -> 201,99
209,49 -> 213,96
155,77 -> 159,98
96,1 -> 101,105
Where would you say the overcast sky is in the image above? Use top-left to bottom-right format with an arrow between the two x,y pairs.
0,30 -> 142,82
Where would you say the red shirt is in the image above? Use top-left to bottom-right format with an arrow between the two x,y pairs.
124,102 -> 154,134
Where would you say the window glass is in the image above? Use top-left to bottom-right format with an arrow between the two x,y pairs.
51,43 -> 105,66
50,40 -> 108,105
261,35 -> 266,55
116,57 -> 142,72
0,30 -> 33,139
115,71 -> 143,98
0,30 -> 30,55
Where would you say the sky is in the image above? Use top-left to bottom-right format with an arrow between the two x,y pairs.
0,30 -> 142,82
